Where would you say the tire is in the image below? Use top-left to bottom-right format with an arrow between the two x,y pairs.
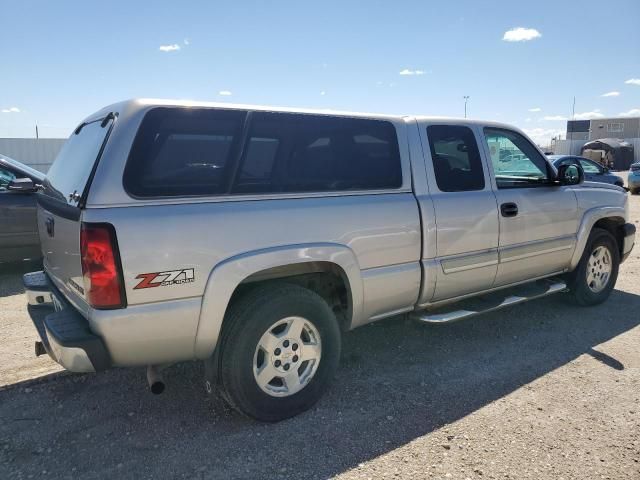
566,228 -> 619,306
218,283 -> 341,422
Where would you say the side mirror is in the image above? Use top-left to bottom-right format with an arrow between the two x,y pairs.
7,177 -> 38,193
557,164 -> 584,186
603,166 -> 610,173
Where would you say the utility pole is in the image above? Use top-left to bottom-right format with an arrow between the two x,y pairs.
35,122 -> 39,139
569,96 -> 575,154
463,96 -> 470,118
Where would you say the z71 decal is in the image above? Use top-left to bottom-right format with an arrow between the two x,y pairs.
134,268 -> 195,289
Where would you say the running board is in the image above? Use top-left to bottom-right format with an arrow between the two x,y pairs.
411,278 -> 568,324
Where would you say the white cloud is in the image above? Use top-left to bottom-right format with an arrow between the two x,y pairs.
399,69 -> 425,76
159,44 -> 181,52
183,38 -> 190,45
523,127 -> 564,146
601,91 -> 620,97
618,108 -> 640,117
624,78 -> 640,86
218,90 -> 232,96
574,110 -> 604,120
528,107 -> 541,112
542,110 -> 605,121
503,27 -> 541,42
320,91 -> 326,96
1,107 -> 20,113
525,117 -> 532,122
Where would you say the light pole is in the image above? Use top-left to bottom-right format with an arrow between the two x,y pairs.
463,96 -> 470,118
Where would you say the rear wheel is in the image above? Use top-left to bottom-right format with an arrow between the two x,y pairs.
218,283 -> 341,422
566,228 -> 619,306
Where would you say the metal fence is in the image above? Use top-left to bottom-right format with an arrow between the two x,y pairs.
0,138 -> 66,173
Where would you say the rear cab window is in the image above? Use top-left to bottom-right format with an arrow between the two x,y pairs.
426,125 -> 485,192
42,116 -> 115,207
123,108 -> 403,198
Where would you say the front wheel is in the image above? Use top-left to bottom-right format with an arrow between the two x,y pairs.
566,228 -> 619,306
218,283 -> 341,422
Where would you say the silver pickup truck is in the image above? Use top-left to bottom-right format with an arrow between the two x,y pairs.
23,99 -> 635,422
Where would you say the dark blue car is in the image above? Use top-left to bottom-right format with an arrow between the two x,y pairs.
0,154 -> 45,263
548,155 -> 624,188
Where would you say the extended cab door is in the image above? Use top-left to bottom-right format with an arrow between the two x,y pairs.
481,127 -> 579,286
417,122 -> 500,302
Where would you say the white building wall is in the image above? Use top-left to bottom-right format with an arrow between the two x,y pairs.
0,138 -> 66,173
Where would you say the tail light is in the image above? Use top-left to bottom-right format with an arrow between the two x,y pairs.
80,223 -> 126,309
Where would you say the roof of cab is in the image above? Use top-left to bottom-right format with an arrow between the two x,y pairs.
83,98 -> 520,131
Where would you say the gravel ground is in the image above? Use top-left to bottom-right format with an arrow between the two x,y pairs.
1,190 -> 639,480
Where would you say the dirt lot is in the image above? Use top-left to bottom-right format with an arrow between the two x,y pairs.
1,192 -> 639,480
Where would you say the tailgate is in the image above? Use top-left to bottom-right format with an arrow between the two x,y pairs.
38,115 -> 115,311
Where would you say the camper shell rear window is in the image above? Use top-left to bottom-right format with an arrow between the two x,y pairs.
42,116 -> 114,206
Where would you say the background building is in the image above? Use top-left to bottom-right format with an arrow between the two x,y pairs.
553,117 -> 640,166
0,138 -> 65,173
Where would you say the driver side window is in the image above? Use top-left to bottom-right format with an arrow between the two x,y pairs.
0,167 -> 17,191
484,128 -> 550,189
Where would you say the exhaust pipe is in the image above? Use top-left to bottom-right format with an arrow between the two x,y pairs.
146,365 -> 165,395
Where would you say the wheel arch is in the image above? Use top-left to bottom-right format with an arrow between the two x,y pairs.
570,207 -> 626,270
194,243 -> 363,360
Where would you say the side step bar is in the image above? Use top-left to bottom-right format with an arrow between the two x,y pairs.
411,278 -> 567,324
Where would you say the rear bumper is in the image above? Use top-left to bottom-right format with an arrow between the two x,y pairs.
621,223 -> 636,263
23,271 -> 111,373
23,270 -> 53,306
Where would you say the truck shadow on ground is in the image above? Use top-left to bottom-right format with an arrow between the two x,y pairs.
1,289 -> 639,479
0,260 -> 42,297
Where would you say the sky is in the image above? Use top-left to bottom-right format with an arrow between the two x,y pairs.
1,0 -> 639,145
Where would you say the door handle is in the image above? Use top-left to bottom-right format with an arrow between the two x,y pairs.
500,202 -> 518,217
45,217 -> 55,237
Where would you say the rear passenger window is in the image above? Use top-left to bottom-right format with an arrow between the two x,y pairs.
427,125 -> 485,192
124,108 -> 245,197
233,112 -> 402,194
